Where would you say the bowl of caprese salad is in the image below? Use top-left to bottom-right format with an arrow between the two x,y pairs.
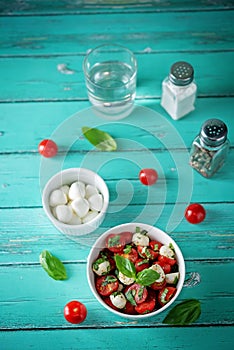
87,223 -> 185,319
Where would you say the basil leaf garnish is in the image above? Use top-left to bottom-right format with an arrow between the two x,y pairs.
125,290 -> 137,306
163,299 -> 201,325
82,126 -> 117,151
39,250 -> 67,280
114,255 -> 136,279
136,268 -> 160,286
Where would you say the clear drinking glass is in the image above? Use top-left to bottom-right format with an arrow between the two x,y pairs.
83,44 -> 137,120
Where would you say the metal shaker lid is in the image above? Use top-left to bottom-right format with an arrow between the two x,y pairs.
169,61 -> 194,86
200,119 -> 228,147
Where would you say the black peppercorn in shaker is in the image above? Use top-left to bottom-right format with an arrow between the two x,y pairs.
189,119 -> 230,178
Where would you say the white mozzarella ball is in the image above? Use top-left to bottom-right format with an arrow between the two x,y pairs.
159,245 -> 175,259
49,189 -> 67,207
85,184 -> 99,199
68,213 -> 82,225
55,204 -> 73,223
82,210 -> 99,224
132,232 -> 149,246
88,193 -> 103,212
118,272 -> 135,285
68,181 -> 85,200
150,264 -> 165,283
71,197 -> 89,218
110,292 -> 126,309
60,185 -> 70,197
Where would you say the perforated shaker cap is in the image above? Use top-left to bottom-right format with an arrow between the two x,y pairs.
169,61 -> 194,86
200,119 -> 228,147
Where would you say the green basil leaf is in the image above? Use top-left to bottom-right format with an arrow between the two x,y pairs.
125,290 -> 137,306
39,250 -> 67,281
114,255 -> 136,279
163,299 -> 201,325
82,126 -> 117,151
136,268 -> 160,286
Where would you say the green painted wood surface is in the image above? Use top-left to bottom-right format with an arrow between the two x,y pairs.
0,0 -> 233,15
0,2 -> 234,349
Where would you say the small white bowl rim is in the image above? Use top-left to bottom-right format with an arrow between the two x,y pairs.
87,222 -> 185,320
42,167 -> 109,229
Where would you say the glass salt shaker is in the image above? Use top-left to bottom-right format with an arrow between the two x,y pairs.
161,61 -> 197,120
189,119 -> 230,178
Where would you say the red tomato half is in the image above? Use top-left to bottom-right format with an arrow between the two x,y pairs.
150,279 -> 167,291
64,300 -> 87,324
123,301 -> 137,315
119,247 -> 138,263
125,283 -> 148,304
185,203 -> 206,224
158,254 -> 177,266
38,139 -> 58,158
157,260 -> 171,274
135,258 -> 150,273
158,287 -> 177,306
135,290 -> 156,314
149,240 -> 163,252
106,234 -> 125,253
137,246 -> 158,260
96,275 -> 119,296
139,168 -> 158,186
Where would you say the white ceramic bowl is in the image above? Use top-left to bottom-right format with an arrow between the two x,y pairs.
42,168 -> 109,236
87,222 -> 185,319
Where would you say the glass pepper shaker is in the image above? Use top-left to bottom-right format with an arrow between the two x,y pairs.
189,119 -> 230,178
161,61 -> 197,120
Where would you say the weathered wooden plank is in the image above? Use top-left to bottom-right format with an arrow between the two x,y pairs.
0,147 -> 233,208
0,203 -> 234,263
0,260 -> 233,330
0,11 -> 234,56
1,0 -> 233,15
0,52 -> 234,102
0,327 -> 233,350
0,99 -> 233,152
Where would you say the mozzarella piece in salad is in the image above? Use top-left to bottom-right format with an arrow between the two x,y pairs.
49,181 -> 104,225
110,292 -> 127,309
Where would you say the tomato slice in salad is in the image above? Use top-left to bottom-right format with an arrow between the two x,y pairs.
119,247 -> 138,263
106,232 -> 133,253
158,286 -> 177,306
135,290 -> 156,314
125,283 -> 148,305
135,258 -> 150,273
96,275 -> 119,296
158,254 -> 177,266
149,240 -> 163,252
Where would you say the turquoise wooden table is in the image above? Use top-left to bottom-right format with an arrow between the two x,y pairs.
0,1 -> 234,349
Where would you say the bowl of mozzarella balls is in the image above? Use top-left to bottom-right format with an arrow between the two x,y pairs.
42,168 -> 109,236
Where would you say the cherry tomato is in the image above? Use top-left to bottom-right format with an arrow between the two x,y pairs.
121,231 -> 133,245
137,246 -> 158,260
125,283 -> 148,304
139,168 -> 158,186
135,258 -> 150,273
158,287 -> 177,306
119,247 -> 138,263
64,300 -> 87,324
95,275 -> 119,296
185,203 -> 206,224
123,301 -> 137,315
158,254 -> 177,266
149,240 -> 163,252
38,139 -> 58,158
135,290 -> 156,314
157,260 -> 171,274
106,234 -> 125,253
